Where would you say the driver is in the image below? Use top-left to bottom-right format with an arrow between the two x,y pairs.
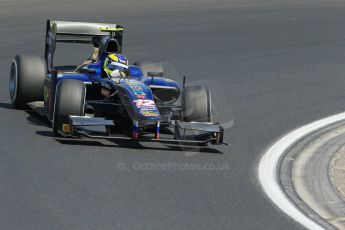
83,47 -> 99,65
103,53 -> 129,80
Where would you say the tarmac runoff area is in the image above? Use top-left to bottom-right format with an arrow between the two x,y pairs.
280,121 -> 345,230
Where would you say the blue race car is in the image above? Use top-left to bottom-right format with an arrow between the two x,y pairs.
9,20 -> 224,145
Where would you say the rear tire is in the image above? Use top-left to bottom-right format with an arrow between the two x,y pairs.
182,85 -> 212,122
52,79 -> 86,135
9,55 -> 47,108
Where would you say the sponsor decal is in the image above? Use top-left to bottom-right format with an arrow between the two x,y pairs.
129,84 -> 147,99
133,99 -> 156,109
43,86 -> 49,102
62,123 -> 72,133
130,86 -> 159,117
130,85 -> 142,91
141,111 -> 159,117
141,106 -> 156,111
133,99 -> 159,117
135,94 -> 146,99
99,26 -> 123,32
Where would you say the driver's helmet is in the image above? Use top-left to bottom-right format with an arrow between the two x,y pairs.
103,53 -> 129,78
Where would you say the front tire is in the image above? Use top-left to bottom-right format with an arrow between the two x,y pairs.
52,79 -> 86,135
182,85 -> 212,122
9,55 -> 47,108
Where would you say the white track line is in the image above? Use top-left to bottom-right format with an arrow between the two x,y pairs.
258,112 -> 345,230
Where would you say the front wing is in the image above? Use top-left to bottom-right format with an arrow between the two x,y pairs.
57,115 -> 226,146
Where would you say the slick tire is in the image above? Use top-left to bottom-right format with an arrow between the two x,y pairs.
52,79 -> 86,135
182,85 -> 212,122
9,55 -> 47,108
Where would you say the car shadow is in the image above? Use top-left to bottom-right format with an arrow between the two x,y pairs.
50,136 -> 223,154
0,102 -> 17,110
26,111 -> 51,127
35,128 -> 223,154
0,101 -> 51,127
2,104 -> 224,154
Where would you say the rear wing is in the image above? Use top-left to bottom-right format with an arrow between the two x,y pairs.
44,20 -> 124,72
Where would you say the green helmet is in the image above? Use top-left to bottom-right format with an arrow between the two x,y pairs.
103,53 -> 129,77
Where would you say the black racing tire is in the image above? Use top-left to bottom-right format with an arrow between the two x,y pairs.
133,61 -> 164,77
182,85 -> 212,122
9,55 -> 47,108
52,79 -> 86,135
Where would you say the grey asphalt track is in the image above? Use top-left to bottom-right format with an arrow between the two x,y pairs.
2,1 -> 345,229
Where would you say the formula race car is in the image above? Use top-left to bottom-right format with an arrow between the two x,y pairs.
9,20 -> 225,145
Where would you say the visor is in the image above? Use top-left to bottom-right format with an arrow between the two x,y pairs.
107,61 -> 129,72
